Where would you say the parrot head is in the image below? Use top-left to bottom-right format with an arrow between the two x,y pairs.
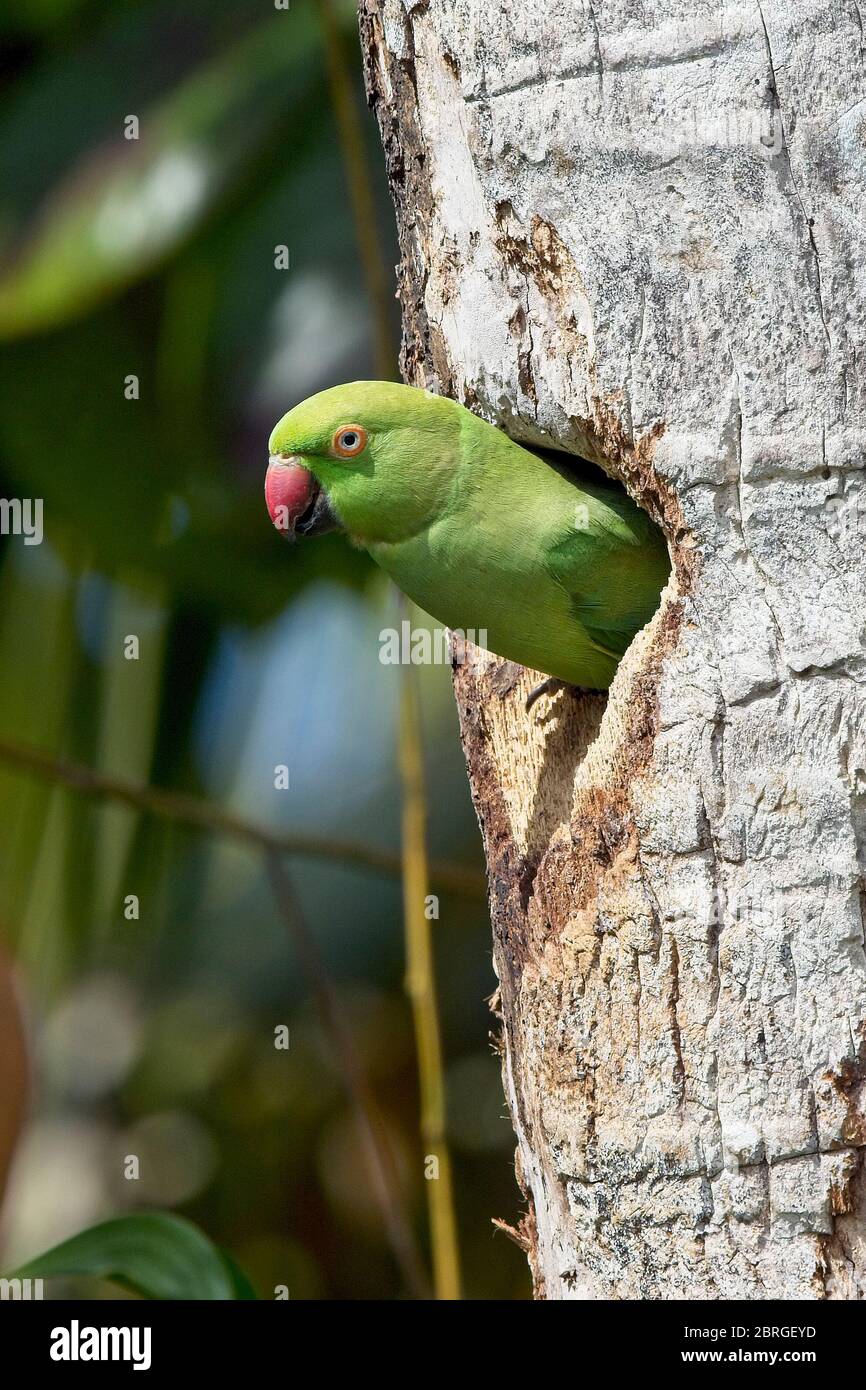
266,380 -> 461,546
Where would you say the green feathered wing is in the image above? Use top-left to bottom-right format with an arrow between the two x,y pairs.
538,451 -> 670,666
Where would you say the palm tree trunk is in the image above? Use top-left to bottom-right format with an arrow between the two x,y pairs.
360,0 -> 866,1298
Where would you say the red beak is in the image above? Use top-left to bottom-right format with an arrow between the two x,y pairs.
265,455 -> 316,534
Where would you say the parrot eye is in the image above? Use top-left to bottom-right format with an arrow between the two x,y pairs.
331,425 -> 368,458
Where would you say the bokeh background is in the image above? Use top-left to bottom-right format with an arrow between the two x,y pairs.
0,0 -> 529,1299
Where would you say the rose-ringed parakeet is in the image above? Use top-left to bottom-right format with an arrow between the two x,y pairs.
265,381 -> 669,702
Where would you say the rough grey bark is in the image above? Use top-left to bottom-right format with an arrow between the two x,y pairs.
361,0 -> 866,1298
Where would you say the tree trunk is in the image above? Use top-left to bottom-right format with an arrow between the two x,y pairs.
360,0 -> 866,1299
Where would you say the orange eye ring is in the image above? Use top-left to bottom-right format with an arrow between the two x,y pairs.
331,424 -> 368,459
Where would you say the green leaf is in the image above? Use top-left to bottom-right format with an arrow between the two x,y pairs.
0,11 -> 320,339
219,1250 -> 259,1301
13,1211 -> 255,1300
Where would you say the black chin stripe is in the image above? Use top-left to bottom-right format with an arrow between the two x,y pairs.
295,488 -> 342,538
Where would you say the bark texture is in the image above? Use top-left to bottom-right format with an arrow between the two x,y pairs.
361,0 -> 866,1298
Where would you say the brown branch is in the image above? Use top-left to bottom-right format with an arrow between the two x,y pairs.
0,738 -> 485,900
0,733 -> 443,1293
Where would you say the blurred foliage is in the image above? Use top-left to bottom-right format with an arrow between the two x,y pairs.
0,0 -> 530,1300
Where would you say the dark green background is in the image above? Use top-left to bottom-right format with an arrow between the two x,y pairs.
0,0 -> 528,1299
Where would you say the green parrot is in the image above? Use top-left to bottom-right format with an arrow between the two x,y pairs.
265,381 -> 670,703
